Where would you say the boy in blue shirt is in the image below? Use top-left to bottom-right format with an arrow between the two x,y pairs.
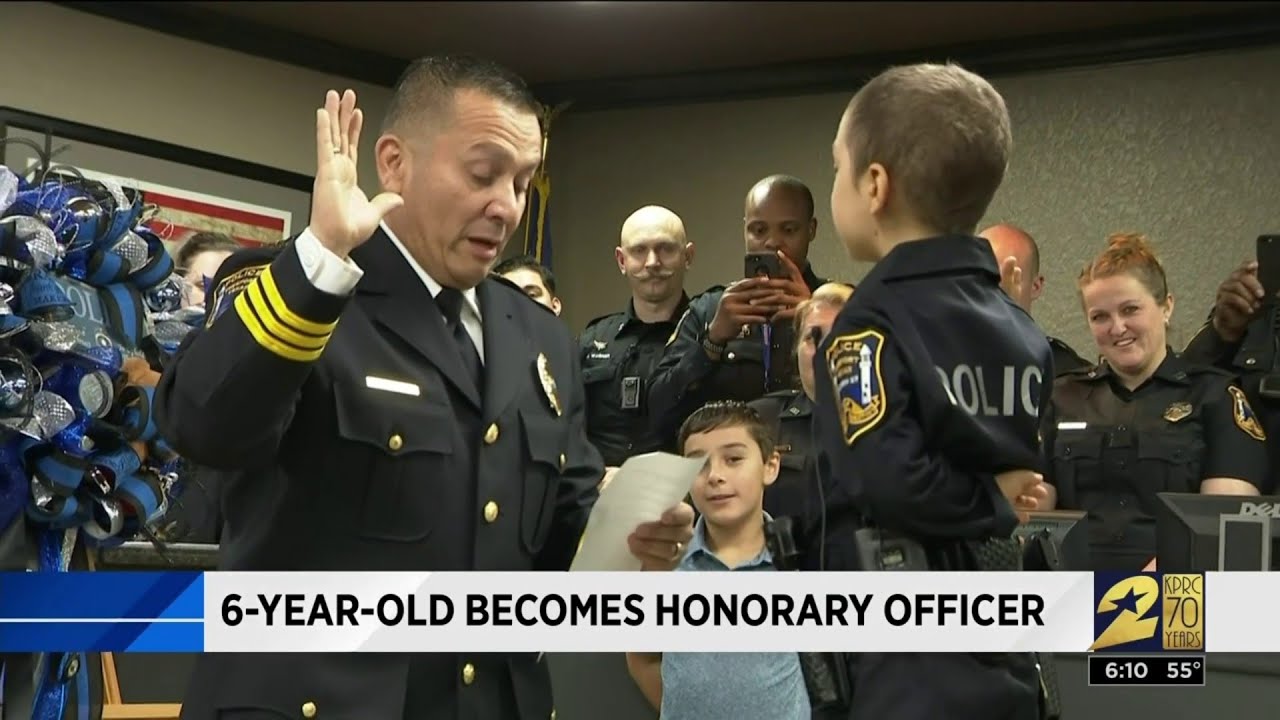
626,401 -> 810,719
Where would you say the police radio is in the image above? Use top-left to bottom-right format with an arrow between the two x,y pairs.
765,516 -> 851,713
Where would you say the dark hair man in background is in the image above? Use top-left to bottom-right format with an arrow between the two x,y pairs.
495,253 -> 562,315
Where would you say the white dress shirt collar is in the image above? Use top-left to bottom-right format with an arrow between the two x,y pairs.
380,221 -> 485,363
380,220 -> 483,323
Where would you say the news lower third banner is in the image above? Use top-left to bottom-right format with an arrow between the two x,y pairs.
0,571 -> 1267,653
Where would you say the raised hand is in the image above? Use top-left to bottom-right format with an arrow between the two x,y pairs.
310,89 -> 404,257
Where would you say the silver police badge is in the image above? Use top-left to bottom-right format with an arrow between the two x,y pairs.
537,353 -> 562,417
827,330 -> 887,446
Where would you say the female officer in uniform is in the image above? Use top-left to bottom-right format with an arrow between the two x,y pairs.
749,282 -> 853,544
1043,233 -> 1268,571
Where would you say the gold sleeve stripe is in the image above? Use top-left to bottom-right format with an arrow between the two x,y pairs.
234,292 -> 325,362
246,281 -> 328,351
259,266 -> 339,336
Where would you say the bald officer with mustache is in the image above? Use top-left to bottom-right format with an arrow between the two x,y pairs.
579,206 -> 695,466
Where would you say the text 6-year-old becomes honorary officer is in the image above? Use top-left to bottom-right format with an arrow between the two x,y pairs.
812,62 -> 1053,720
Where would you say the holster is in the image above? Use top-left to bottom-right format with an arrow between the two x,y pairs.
853,527 -> 931,571
765,516 -> 852,714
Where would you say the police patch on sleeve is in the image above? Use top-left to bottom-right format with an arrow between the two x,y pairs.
205,263 -> 268,328
826,330 -> 886,445
1228,386 -> 1267,441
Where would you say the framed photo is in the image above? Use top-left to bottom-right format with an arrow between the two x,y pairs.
0,107 -> 312,257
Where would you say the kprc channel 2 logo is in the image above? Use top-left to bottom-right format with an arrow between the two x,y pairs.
1090,572 -> 1204,652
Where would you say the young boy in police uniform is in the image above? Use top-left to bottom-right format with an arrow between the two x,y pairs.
813,63 -> 1051,719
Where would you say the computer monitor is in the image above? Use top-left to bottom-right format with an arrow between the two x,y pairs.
1014,510 -> 1090,570
1155,493 -> 1279,572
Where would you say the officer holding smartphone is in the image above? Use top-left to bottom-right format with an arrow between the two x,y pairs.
649,175 -> 829,445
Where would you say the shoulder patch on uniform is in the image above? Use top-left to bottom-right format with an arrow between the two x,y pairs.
205,262 -> 269,329
1228,385 -> 1267,441
826,329 -> 887,446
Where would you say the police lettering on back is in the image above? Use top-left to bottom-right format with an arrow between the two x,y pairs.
934,364 -> 1043,419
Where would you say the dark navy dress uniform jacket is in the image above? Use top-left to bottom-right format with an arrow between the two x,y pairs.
155,231 -> 602,720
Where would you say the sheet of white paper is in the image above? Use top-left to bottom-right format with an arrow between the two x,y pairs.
569,452 -> 706,572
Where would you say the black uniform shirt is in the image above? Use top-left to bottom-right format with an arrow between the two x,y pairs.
1044,351 -> 1269,570
578,294 -> 689,465
1183,312 -> 1280,492
811,236 -> 1052,565
648,264 -> 826,445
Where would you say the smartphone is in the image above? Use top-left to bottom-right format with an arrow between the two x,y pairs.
744,251 -> 782,279
1257,235 -> 1280,299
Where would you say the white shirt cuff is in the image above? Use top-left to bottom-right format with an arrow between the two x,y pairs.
295,228 -> 364,296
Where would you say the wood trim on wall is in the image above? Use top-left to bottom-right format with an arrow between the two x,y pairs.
54,2 -> 1280,112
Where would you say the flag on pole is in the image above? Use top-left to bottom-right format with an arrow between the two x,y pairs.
523,102 -> 570,270
523,170 -> 552,269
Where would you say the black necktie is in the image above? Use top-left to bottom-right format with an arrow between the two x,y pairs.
435,288 -> 483,392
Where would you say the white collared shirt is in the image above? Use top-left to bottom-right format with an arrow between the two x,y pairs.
294,224 -> 485,363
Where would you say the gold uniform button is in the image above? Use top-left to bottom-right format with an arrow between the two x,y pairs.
301,701 -> 317,718
462,662 -> 476,685
483,501 -> 499,523
484,424 -> 499,445
388,434 -> 403,451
